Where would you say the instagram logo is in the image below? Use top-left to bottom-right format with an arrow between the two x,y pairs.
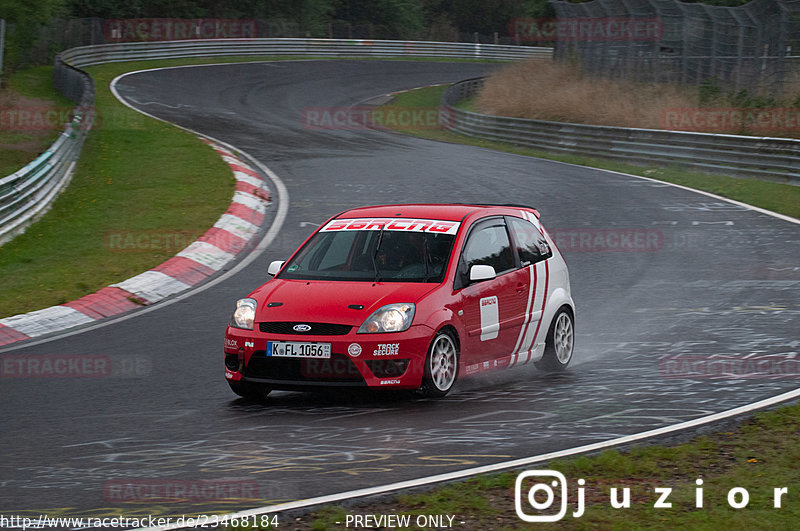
515,470 -> 584,522
514,471 -> 793,520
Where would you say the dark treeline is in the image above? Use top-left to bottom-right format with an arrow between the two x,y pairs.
3,0 -> 761,40
64,0 -> 556,38
0,0 -> 760,72
62,0 -> 755,34
2,0 -> 554,70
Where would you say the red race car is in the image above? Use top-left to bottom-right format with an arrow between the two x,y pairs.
224,204 -> 575,399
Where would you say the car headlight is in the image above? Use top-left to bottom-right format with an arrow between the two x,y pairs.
230,298 -> 257,330
358,303 -> 415,334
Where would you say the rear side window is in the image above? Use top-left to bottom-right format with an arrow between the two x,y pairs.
461,220 -> 515,275
508,216 -> 552,267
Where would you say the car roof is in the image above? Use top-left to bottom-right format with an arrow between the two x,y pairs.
336,204 -> 537,222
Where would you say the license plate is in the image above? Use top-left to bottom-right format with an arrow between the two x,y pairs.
267,341 -> 331,359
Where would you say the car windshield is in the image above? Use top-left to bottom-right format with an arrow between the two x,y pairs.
278,221 -> 457,282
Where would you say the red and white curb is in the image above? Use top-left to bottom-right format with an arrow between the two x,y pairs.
0,140 -> 271,346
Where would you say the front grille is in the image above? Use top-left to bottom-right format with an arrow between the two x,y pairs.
244,351 -> 364,383
259,322 -> 353,336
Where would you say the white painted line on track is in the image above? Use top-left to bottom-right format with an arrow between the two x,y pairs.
598,167 -> 800,225
139,386 -> 800,530
449,130 -> 800,225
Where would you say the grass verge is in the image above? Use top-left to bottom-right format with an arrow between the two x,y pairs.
0,66 -> 73,177
295,403 -> 800,529
0,55 -> 513,318
475,59 -> 800,137
385,85 -> 800,219
0,61 -> 235,317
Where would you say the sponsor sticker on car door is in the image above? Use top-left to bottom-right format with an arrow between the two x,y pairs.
480,295 -> 499,341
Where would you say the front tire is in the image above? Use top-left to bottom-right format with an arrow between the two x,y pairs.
228,380 -> 272,401
535,307 -> 574,372
421,330 -> 459,398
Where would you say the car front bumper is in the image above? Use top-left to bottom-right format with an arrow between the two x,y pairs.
224,324 -> 434,390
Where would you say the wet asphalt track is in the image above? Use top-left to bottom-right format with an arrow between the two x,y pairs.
1,60 -> 798,524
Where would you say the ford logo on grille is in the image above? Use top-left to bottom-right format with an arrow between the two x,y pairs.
293,324 -> 312,332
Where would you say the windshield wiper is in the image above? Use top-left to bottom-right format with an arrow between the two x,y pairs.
371,225 -> 385,282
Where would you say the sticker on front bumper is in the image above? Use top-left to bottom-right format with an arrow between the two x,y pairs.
373,343 -> 400,356
348,343 -> 362,357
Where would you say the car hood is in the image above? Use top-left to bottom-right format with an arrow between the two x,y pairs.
251,279 -> 439,326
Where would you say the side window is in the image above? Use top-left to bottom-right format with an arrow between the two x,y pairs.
508,216 -> 552,267
461,220 -> 515,277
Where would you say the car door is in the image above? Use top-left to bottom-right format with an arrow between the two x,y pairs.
456,217 -> 528,365
505,215 -> 554,364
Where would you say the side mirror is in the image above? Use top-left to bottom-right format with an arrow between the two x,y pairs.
267,260 -> 285,277
469,264 -> 496,282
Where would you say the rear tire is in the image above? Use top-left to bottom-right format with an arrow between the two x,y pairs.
421,330 -> 459,398
535,307 -> 574,372
228,380 -> 272,401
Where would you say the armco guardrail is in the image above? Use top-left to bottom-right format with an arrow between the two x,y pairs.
58,38 -> 552,67
0,38 -> 550,246
442,78 -> 800,185
0,57 -> 95,246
